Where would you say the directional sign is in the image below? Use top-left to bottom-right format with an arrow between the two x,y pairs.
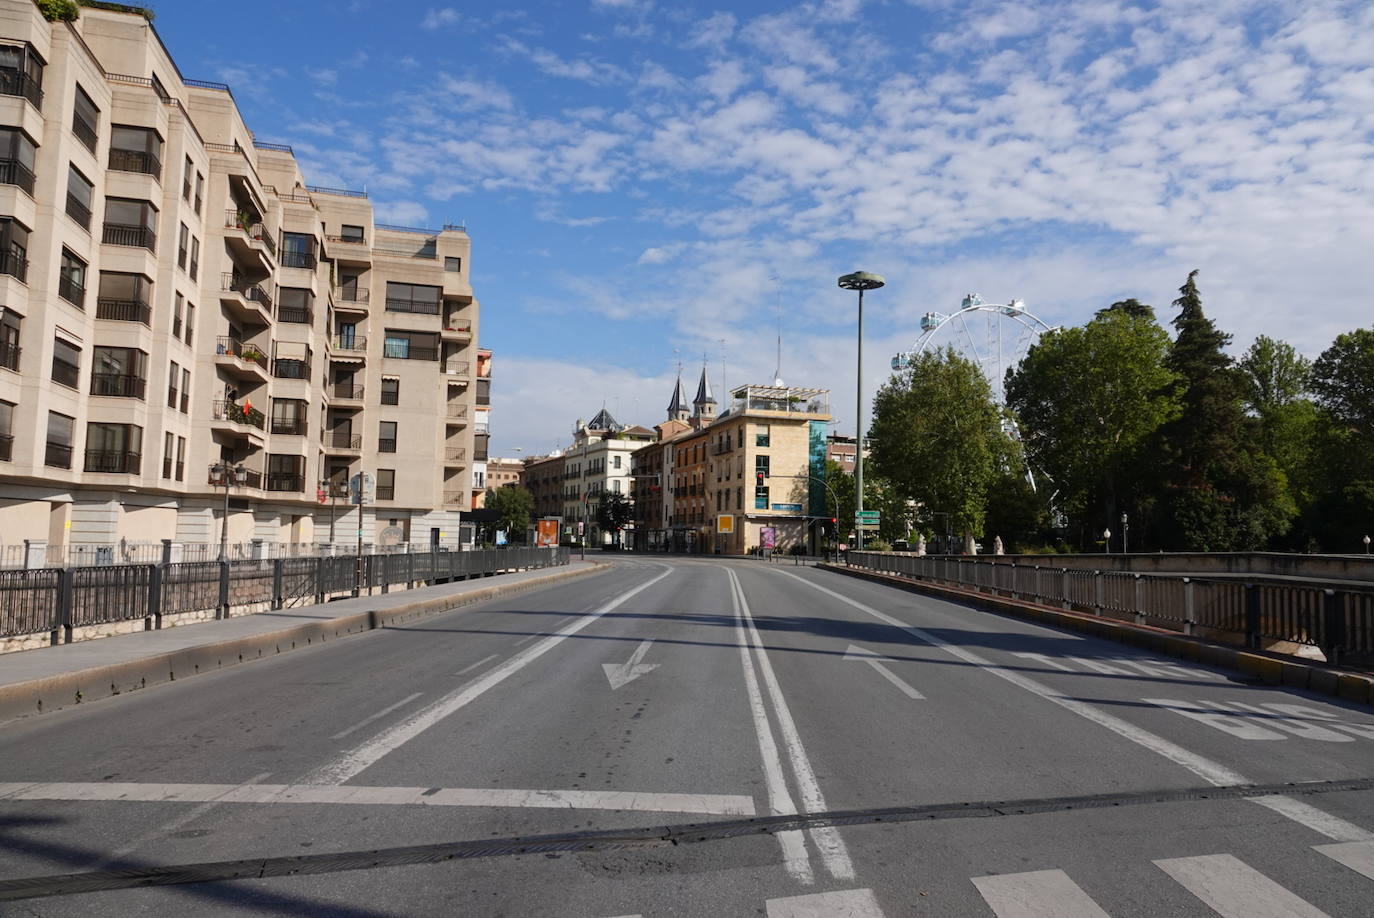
856,510 -> 880,522
602,640 -> 658,690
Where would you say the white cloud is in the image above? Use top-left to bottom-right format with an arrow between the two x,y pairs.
421,8 -> 458,30
685,11 -> 736,49
439,75 -> 516,111
372,200 -> 430,226
637,246 -> 672,264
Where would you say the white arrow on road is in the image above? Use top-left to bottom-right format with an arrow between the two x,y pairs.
844,644 -> 925,699
602,640 -> 659,690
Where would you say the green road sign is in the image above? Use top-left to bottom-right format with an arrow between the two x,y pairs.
856,510 -> 880,522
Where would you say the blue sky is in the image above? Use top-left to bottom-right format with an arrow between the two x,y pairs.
157,0 -> 1374,455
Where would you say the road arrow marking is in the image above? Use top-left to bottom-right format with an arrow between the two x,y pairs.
602,639 -> 658,690
844,644 -> 925,699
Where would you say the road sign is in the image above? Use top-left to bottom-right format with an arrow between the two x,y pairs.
717,514 -> 735,534
856,510 -> 880,522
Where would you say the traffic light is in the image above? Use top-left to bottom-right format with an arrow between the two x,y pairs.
755,471 -> 765,486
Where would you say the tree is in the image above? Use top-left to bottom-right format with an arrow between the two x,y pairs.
1310,328 -> 1374,435
1150,271 -> 1292,550
1095,298 -> 1155,320
596,491 -> 635,547
869,348 -> 1007,545
485,486 -> 533,543
1238,335 -> 1318,535
1005,306 -> 1179,549
1303,329 -> 1374,551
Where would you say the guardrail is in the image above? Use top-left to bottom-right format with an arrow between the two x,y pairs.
845,552 -> 1374,666
1,547 -> 570,646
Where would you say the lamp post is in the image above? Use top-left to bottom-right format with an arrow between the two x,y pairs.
1364,534 -> 1370,555
837,271 -> 885,553
211,461 -> 247,561
1103,527 -> 1112,554
1121,511 -> 1129,555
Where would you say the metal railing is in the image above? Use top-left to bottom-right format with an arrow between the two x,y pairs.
279,250 -> 316,269
446,404 -> 468,419
334,286 -> 369,304
0,68 -> 43,109
382,345 -> 438,361
0,157 -> 35,195
58,275 -> 85,307
272,358 -> 311,379
384,298 -> 442,315
377,438 -> 397,453
845,552 -> 1374,666
332,335 -> 367,352
267,474 -> 305,492
84,449 -> 140,474
214,336 -> 268,369
65,193 -> 92,229
108,148 -> 161,177
220,273 -> 273,313
1,547 -> 569,642
330,384 -> 364,400
323,431 -> 362,449
0,433 -> 10,461
44,442 -> 72,468
90,372 -> 145,399
0,341 -> 19,372
270,417 -> 307,436
72,116 -> 97,152
276,305 -> 312,324
102,222 -> 156,251
96,297 -> 151,325
306,184 -> 366,198
0,249 -> 28,282
445,447 -> 467,461
212,399 -> 265,429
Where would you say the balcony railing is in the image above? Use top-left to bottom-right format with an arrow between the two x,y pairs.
382,345 -> 438,361
330,384 -> 364,400
375,485 -> 395,500
276,305 -> 312,324
207,467 -> 263,489
444,490 -> 467,505
52,359 -> 79,389
0,68 -> 43,109
212,399 -> 266,430
323,431 -> 362,449
85,449 -> 141,474
445,447 -> 466,461
332,335 -> 367,352
272,358 -> 311,379
384,298 -> 441,315
0,249 -> 28,282
220,273 -> 274,313
0,432 -> 11,461
446,403 -> 468,418
96,297 -> 151,325
447,360 -> 470,376
334,286 -> 369,304
279,250 -> 316,270
65,192 -> 92,229
108,148 -> 161,177
72,116 -> 97,152
266,473 -> 304,492
45,441 -> 71,468
270,417 -> 308,436
326,233 -> 367,247
90,373 -> 146,399
377,438 -> 397,453
1,341 -> 22,371
0,158 -> 35,195
102,222 -> 156,252
224,211 -> 278,256
215,336 -> 269,370
58,275 -> 85,307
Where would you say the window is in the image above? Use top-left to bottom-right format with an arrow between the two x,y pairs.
108,124 -> 162,177
72,84 -> 99,151
168,360 -> 178,408
175,436 -> 186,481
0,398 -> 12,461
182,155 -> 192,201
163,431 -> 174,479
96,271 -> 153,324
380,377 -> 399,405
189,237 -> 199,281
51,337 -> 80,389
337,272 -> 366,302
270,398 -> 307,436
755,455 -> 770,477
613,479 -> 621,493
85,423 -> 141,473
266,454 -> 305,491
0,310 -> 18,372
185,302 -> 195,345
382,331 -> 438,360
177,222 -> 188,268
193,172 -> 203,214
66,164 -> 93,229
378,420 -> 397,453
444,256 -> 462,273
280,232 -> 316,269
173,293 -> 183,339
0,127 -> 37,195
91,346 -> 147,399
277,287 -> 312,324
58,249 -> 86,307
181,368 -> 189,413
756,424 -> 770,448
375,468 -> 395,500
0,216 -> 29,281
45,412 -> 73,468
0,42 -> 44,110
385,282 -> 441,314
102,197 -> 158,251
340,224 -> 364,243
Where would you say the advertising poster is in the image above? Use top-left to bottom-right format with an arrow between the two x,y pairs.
760,527 -> 777,550
536,519 -> 559,548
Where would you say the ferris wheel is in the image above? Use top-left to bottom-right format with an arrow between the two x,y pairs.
891,293 -> 1054,409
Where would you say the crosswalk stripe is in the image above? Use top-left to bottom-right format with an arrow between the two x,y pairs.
1154,853 -> 1331,918
1313,840 -> 1374,882
971,869 -> 1110,918
765,888 -> 885,917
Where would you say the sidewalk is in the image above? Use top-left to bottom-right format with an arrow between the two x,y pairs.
0,560 -> 609,725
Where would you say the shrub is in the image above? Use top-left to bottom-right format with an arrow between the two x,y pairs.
39,0 -> 80,20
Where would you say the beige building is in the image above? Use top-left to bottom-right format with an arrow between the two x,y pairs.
0,2 -> 482,554
560,408 -> 653,545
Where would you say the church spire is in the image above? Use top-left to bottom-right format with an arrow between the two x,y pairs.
693,362 -> 716,423
667,367 -> 689,422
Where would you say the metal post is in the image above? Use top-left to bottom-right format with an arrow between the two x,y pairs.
217,559 -> 230,620
1244,583 -> 1261,650
147,560 -> 162,630
1133,573 -> 1145,625
1322,589 -> 1344,667
855,284 -> 865,554
354,482 -> 365,598
219,471 -> 230,562
1183,577 -> 1195,635
271,558 -> 283,610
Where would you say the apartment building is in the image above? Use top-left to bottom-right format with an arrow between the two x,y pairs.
559,407 -> 653,545
470,347 -> 491,503
522,452 -> 564,522
0,2 -> 481,551
484,457 -> 522,490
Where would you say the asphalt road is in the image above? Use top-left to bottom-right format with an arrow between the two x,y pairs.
2,557 -> 1373,916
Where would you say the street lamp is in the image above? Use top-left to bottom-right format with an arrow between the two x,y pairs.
211,461 -> 248,560
1121,512 -> 1129,555
837,271 -> 885,553
1364,534 -> 1370,555
1102,527 -> 1112,554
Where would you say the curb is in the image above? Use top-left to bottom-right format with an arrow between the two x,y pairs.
818,563 -> 1374,708
0,563 -> 612,726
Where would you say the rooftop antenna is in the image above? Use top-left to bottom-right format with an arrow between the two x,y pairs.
719,338 -> 727,401
770,272 -> 784,386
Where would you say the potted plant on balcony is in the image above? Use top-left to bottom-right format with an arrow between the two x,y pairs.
240,343 -> 265,363
234,208 -> 252,232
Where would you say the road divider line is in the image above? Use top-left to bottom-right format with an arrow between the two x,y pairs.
776,569 -> 1373,843
729,568 -> 813,884
331,693 -> 424,740
731,567 -> 855,881
301,566 -> 673,786
455,654 -> 498,676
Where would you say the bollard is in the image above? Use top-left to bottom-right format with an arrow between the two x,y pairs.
217,560 -> 231,620
147,561 -> 163,630
271,558 -> 284,610
1244,583 -> 1261,650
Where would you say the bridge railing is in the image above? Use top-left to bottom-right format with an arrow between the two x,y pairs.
844,552 -> 1374,665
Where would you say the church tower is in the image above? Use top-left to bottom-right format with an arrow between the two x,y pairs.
692,363 -> 717,424
667,369 -> 689,423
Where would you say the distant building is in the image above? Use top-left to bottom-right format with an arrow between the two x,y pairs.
827,434 -> 857,473
522,452 -> 564,522
560,408 -> 653,545
484,457 -> 523,490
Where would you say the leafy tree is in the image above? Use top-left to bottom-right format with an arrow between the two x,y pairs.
981,438 -> 1052,553
869,348 -> 1007,545
1238,335 -> 1319,531
1150,271 -> 1292,550
485,486 -> 533,543
596,491 -> 635,547
1005,306 -> 1179,549
1310,328 -> 1374,435
1303,329 -> 1374,551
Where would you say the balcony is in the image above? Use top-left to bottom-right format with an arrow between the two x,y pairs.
375,485 -> 395,500
0,158 -> 35,196
0,68 -> 43,110
65,193 -> 91,230
208,466 -> 263,489
441,324 -> 472,342
272,357 -> 311,380
95,297 -> 151,325
211,399 -> 266,430
90,373 -> 146,399
108,148 -> 161,178
214,337 -> 270,383
444,490 -> 467,506
72,116 -> 97,153
382,344 -> 438,361
223,210 -> 277,269
270,417 -> 308,436
445,403 -> 468,424
325,233 -> 370,265
385,298 -> 441,315
322,431 -> 362,453
333,286 -> 369,310
0,433 -> 10,461
0,249 -> 27,282
266,473 -> 304,493
329,384 -> 364,404
444,447 -> 466,465
276,304 -> 313,325
279,250 -> 316,270
377,438 -> 397,454
445,359 -> 470,379
219,273 -> 273,325
84,450 -> 141,475
331,335 -> 367,358
102,222 -> 156,253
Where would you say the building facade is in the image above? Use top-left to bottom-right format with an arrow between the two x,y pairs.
522,452 -> 564,522
0,2 -> 482,554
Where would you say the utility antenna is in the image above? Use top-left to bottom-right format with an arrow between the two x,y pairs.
719,338 -> 727,398
771,272 -> 784,385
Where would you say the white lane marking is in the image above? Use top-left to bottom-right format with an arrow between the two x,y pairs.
455,653 -> 498,676
731,567 -> 855,881
603,639 -> 659,690
776,570 -> 1374,842
729,569 -> 813,884
765,888 -> 885,917
513,632 -> 541,646
843,644 -> 925,699
1313,840 -> 1374,881
1069,657 -> 1136,675
971,869 -> 1110,918
1216,701 -> 1355,742
1011,652 -> 1076,672
1143,698 -> 1287,740
1155,853 -> 1332,918
1263,704 -> 1374,740
331,693 -> 425,740
302,567 -> 673,785
0,781 -> 754,815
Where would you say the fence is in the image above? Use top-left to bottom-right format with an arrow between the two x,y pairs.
1,547 -> 570,646
845,552 -> 1374,666
0,540 -> 482,569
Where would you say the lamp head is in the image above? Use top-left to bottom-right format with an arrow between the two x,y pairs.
837,271 -> 885,291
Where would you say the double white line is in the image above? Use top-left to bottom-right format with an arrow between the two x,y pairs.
726,566 -> 854,884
